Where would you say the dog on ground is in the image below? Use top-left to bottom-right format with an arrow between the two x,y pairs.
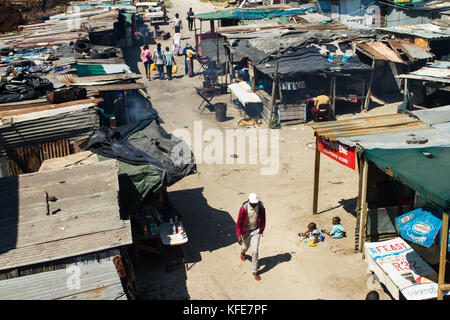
238,118 -> 263,128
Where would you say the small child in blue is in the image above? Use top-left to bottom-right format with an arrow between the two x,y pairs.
323,217 -> 346,239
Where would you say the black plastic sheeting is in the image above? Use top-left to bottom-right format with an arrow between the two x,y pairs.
86,115 -> 197,188
0,73 -> 53,103
230,30 -> 375,80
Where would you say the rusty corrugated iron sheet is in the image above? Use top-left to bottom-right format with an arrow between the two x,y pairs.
387,39 -> 434,61
357,41 -> 405,64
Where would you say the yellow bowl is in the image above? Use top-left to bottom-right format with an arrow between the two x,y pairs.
308,241 -> 317,247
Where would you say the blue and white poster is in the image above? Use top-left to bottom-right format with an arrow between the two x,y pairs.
395,208 -> 444,249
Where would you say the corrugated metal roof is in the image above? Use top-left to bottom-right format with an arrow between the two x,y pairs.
387,39 -> 434,61
0,261 -> 127,300
379,23 -> 450,39
0,103 -> 100,151
411,66 -> 450,78
309,109 -> 450,150
308,113 -> 428,141
0,160 -> 133,271
357,41 -> 405,63
412,105 -> 450,125
397,66 -> 450,83
427,60 -> 450,68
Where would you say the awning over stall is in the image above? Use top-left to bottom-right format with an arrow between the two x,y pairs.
359,147 -> 450,210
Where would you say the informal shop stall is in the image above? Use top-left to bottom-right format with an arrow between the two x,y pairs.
308,110 -> 450,299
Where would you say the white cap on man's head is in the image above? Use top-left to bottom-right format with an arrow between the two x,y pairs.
248,193 -> 258,204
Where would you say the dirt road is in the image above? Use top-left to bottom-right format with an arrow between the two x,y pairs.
131,0 -> 395,300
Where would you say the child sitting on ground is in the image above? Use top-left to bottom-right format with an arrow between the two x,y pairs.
299,222 -> 324,245
322,216 -> 346,239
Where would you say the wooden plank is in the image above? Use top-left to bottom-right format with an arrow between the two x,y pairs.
79,82 -> 146,92
0,204 -> 125,251
0,160 -> 118,191
358,158 -> 369,253
331,76 -> 336,119
269,61 -> 279,122
439,284 -> 450,291
0,98 -> 103,118
438,211 -> 449,300
0,226 -> 132,271
356,156 -> 363,213
0,176 -> 119,221
364,60 -> 376,111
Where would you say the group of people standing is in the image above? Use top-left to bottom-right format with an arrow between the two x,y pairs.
140,44 -> 176,81
140,8 -> 199,81
140,42 -> 197,80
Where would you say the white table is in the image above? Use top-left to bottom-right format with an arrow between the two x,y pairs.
228,81 -> 262,105
159,222 -> 189,271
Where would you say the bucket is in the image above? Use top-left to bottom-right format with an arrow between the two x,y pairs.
214,103 -> 227,122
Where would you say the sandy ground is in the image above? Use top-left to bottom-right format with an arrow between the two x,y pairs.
129,0 -> 402,300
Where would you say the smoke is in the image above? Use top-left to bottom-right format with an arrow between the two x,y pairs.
125,93 -> 154,123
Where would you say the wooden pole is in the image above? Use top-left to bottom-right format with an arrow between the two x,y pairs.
364,60 -> 375,111
356,155 -> 363,213
361,81 -> 366,112
194,19 -> 197,50
404,78 -> 410,111
438,211 -> 449,300
225,47 -> 229,85
358,157 -> 369,253
250,62 -> 256,92
331,76 -> 336,119
269,61 -> 279,123
312,135 -> 321,215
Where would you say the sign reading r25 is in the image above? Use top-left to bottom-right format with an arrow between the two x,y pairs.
392,260 -> 417,272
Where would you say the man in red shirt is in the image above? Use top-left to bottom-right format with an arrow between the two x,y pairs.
236,193 -> 266,281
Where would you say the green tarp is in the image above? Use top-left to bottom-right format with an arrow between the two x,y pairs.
359,147 -> 450,210
98,155 -> 162,217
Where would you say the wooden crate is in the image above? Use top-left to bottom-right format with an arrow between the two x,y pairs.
7,138 -> 72,176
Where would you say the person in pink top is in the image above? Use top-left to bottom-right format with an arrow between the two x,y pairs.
141,45 -> 153,80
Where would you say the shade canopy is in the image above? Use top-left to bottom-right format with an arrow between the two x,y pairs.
359,147 -> 450,210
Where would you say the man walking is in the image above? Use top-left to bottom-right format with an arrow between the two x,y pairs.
173,13 -> 183,34
186,8 -> 195,31
160,1 -> 167,22
236,193 -> 266,281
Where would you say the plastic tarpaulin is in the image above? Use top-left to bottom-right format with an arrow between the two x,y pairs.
359,147 -> 450,210
194,8 -> 312,21
86,115 -> 197,188
230,30 -> 374,79
98,155 -> 162,218
395,207 -> 447,249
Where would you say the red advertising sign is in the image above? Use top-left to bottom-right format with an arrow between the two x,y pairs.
317,136 -> 356,170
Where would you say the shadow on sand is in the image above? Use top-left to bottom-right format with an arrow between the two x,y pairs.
317,197 -> 358,217
133,187 -> 237,299
257,253 -> 292,275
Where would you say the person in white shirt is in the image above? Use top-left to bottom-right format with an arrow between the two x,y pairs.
173,13 -> 182,34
